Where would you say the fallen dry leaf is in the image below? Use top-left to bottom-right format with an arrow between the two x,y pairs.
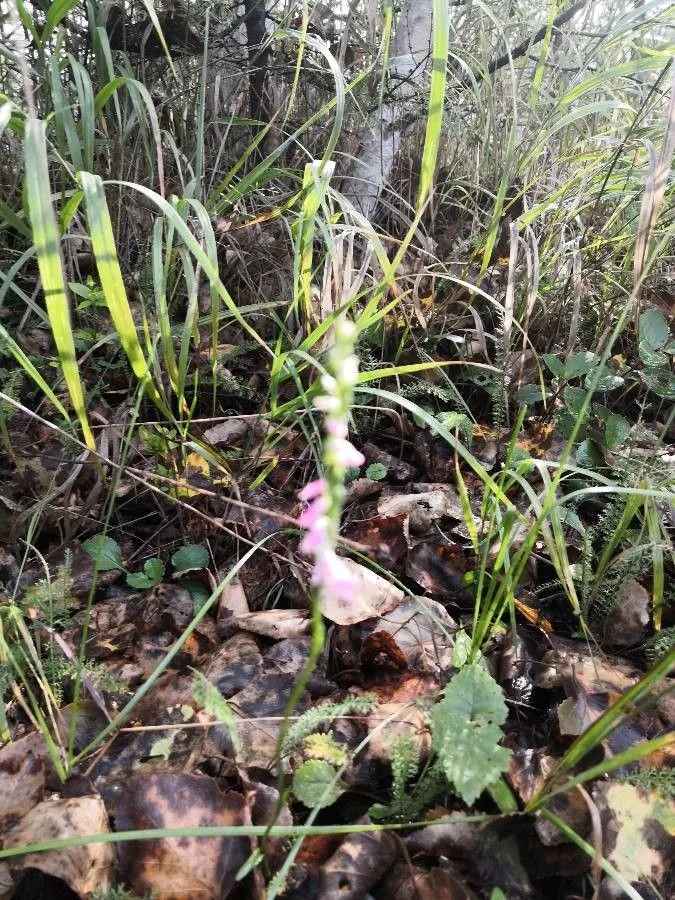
115,774 -> 250,900
599,578 -> 651,649
366,675 -> 436,761
231,608 -> 310,639
206,633 -> 264,697
376,860 -> 478,900
4,795 -> 115,897
0,734 -> 46,832
317,820 -> 398,899
593,781 -> 675,899
320,559 -> 404,626
378,486 -> 464,532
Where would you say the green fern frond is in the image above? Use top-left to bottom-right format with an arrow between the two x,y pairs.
618,766 -> 675,800
282,693 -> 378,754
642,627 -> 675,666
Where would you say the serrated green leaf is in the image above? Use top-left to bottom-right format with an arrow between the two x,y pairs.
436,723 -> 512,806
559,508 -> 585,535
292,760 -> 342,809
431,665 -> 511,805
452,629 -> 473,669
143,558 -> 165,582
366,462 -> 387,481
639,308 -> 669,351
171,544 -> 209,573
126,571 -> 154,589
83,534 -> 124,572
435,664 -> 508,728
563,351 -> 597,380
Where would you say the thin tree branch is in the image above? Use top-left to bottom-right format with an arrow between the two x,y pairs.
458,0 -> 589,87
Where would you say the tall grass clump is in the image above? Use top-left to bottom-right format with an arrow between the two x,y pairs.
0,0 -> 673,895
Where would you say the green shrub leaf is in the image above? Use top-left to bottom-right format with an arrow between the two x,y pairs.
563,386 -> 588,418
366,462 -> 387,481
639,309 -> 669,351
638,340 -> 667,369
563,351 -> 597,379
576,439 -> 604,469
543,354 -> 564,378
292,760 -> 342,808
604,413 -> 631,450
83,535 -> 124,572
515,384 -> 548,405
585,366 -> 624,392
127,558 -> 165,589
171,544 -> 209,573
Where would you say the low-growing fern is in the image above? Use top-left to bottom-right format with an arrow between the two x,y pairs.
618,766 -> 675,801
282,693 -> 378,754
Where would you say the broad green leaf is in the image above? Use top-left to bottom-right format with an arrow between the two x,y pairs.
171,544 -> 209,573
575,439 -> 604,469
584,366 -> 624,392
604,413 -> 631,450
563,386 -> 588,418
563,351 -> 597,380
515,384 -> 548,405
44,0 -> 79,41
417,0 -> 449,212
292,760 -> 342,809
24,120 -> 95,449
638,340 -> 667,368
79,172 -> 170,417
83,535 -> 124,572
543,354 -> 564,378
640,368 -> 675,400
639,308 -> 669,351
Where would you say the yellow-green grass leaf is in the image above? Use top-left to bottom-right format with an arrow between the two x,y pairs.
79,172 -> 170,417
24,120 -> 95,449
0,325 -> 69,420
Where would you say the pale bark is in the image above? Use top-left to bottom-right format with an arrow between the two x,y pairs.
344,0 -> 434,219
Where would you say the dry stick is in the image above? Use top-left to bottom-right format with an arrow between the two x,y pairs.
458,0 -> 590,88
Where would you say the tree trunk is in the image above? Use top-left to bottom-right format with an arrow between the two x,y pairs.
243,0 -> 269,124
344,0 -> 434,219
